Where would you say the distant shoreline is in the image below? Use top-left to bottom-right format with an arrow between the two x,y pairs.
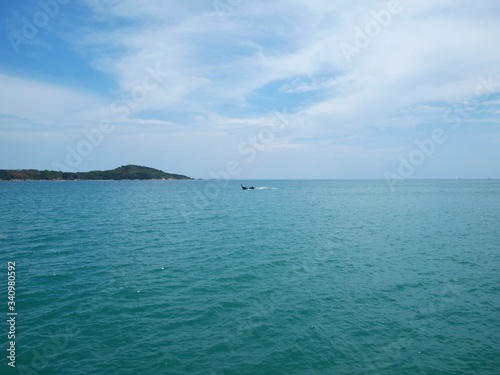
0,179 -> 194,182
0,165 -> 193,181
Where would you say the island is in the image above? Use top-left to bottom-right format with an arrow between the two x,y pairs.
0,165 -> 193,181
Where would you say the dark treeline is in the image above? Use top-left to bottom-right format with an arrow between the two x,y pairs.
0,165 -> 192,181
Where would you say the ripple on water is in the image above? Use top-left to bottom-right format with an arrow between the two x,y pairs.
2,180 -> 500,374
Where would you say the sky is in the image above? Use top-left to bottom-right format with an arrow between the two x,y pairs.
0,0 -> 499,179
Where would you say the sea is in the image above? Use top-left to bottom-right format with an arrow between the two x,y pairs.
1,179 -> 499,375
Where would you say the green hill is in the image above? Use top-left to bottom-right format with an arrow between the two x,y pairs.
0,165 -> 192,181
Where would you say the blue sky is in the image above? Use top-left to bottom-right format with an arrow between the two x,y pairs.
0,0 -> 499,179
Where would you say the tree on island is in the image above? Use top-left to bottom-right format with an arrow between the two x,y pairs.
0,165 -> 192,181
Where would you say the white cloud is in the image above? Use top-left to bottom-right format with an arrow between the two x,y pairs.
0,74 -> 106,126
69,1 -> 500,131
2,0 -> 499,176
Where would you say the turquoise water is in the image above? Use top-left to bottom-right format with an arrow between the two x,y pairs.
1,180 -> 499,374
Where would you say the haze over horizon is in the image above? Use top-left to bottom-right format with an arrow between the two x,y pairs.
1,0 -> 499,180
